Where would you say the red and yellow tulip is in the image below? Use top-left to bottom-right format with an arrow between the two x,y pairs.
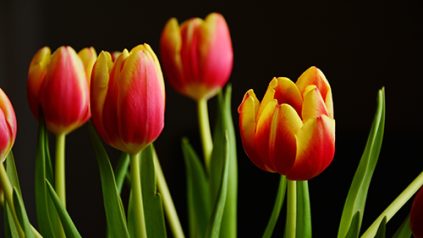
91,44 -> 165,154
0,88 -> 17,162
238,66 -> 335,180
411,187 -> 423,238
27,46 -> 95,134
160,12 -> 233,100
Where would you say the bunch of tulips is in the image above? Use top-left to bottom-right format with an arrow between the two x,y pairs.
0,12 -> 422,238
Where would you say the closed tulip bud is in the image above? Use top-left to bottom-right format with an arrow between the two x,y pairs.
160,12 -> 233,100
27,46 -> 92,135
411,187 -> 423,238
91,44 -> 165,154
78,47 -> 97,87
0,88 -> 17,163
238,67 -> 335,180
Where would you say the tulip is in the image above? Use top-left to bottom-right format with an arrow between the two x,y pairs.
238,66 -> 335,180
0,88 -> 17,163
160,12 -> 233,101
27,46 -> 93,135
91,44 -> 165,154
411,187 -> 423,238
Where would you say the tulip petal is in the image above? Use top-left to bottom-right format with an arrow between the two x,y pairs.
273,77 -> 302,114
288,115 -> 335,180
272,104 -> 302,174
198,13 -> 233,98
254,99 -> 278,172
91,51 -> 113,141
296,66 -> 331,102
78,47 -> 97,87
27,47 -> 51,118
238,90 -> 260,167
116,46 -> 165,153
0,89 -> 16,162
302,85 -> 329,121
41,46 -> 90,134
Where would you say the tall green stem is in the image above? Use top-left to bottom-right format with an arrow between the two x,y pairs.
362,171 -> 423,237
263,176 -> 287,238
55,133 -> 66,207
197,98 -> 213,171
285,180 -> 297,238
154,154 -> 185,238
131,153 -> 147,238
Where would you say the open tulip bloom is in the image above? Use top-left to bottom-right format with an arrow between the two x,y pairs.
0,12 -> 422,238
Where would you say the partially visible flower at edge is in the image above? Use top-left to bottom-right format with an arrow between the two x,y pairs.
91,44 -> 165,154
238,66 -> 335,180
160,12 -> 233,101
411,187 -> 423,238
27,46 -> 96,135
0,88 -> 17,163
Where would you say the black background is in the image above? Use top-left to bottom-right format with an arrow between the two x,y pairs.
1,0 -> 422,237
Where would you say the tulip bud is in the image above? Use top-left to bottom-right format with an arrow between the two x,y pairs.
0,88 -> 17,163
91,44 -> 165,154
27,46 -> 93,134
160,12 -> 233,100
411,187 -> 423,238
78,47 -> 98,87
238,67 -> 335,180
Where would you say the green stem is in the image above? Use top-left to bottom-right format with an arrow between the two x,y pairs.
361,171 -> 423,238
131,153 -> 148,238
197,98 -> 213,171
285,180 -> 297,238
263,176 -> 287,238
55,133 -> 66,207
153,154 -> 185,238
0,163 -> 24,237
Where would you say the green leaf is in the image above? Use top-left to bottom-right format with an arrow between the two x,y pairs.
345,212 -> 361,238
338,88 -> 386,238
209,85 -> 238,238
205,133 -> 230,238
4,200 -> 19,238
34,120 -> 58,238
182,138 -> 211,238
46,180 -> 82,238
140,145 -> 167,238
12,188 -> 33,238
5,153 -> 21,194
374,216 -> 387,238
297,180 -> 312,238
262,176 -> 287,238
88,125 -> 130,238
4,153 -> 20,238
115,153 -> 130,194
393,215 -> 411,238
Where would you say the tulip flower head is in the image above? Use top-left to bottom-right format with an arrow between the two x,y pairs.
411,187 -> 423,238
91,44 -> 165,154
160,12 -> 233,100
27,46 -> 94,135
238,67 -> 335,180
0,88 -> 17,163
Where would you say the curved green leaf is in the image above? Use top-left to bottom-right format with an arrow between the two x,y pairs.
210,85 -> 238,238
182,138 -> 211,238
140,145 -> 167,238
88,125 -> 130,238
338,88 -> 386,237
12,188 -> 33,238
393,215 -> 411,238
46,180 -> 82,238
115,153 -> 130,194
345,212 -> 360,238
374,216 -> 387,238
205,133 -> 230,238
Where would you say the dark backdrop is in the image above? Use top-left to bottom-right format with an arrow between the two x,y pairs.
1,0 -> 422,237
